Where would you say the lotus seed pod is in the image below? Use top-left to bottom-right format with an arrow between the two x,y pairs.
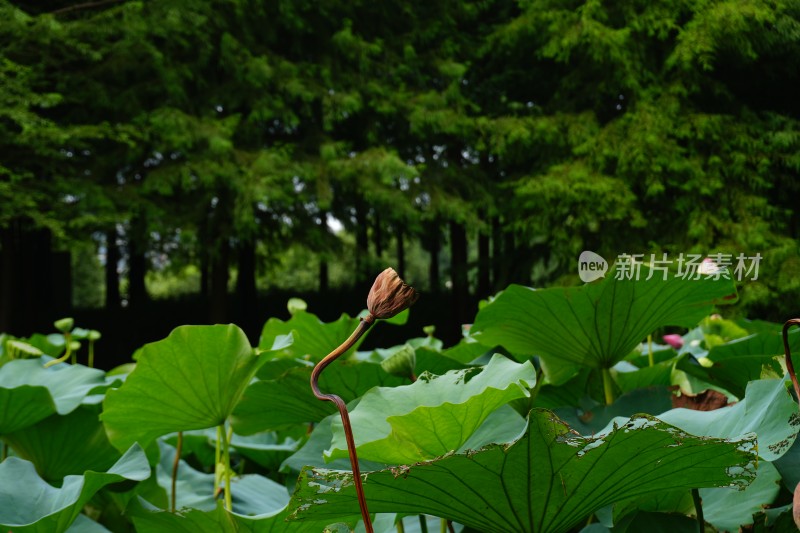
367,267 -> 418,320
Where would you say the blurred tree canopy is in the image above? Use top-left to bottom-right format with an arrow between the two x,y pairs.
1,0 -> 799,335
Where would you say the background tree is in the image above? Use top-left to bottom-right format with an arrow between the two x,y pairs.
1,0 -> 798,352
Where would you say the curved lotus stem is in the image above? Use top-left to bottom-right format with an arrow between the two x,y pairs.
783,319 -> 800,403
309,267 -> 418,533
311,317 -> 375,532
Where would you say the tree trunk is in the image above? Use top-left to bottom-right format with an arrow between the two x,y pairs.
396,226 -> 406,279
450,221 -> 469,328
105,228 -> 121,309
477,225 -> 491,298
354,197 -> 370,285
491,216 -> 503,291
373,211 -> 383,258
426,221 -> 441,292
127,214 -> 149,308
198,217 -> 209,298
235,239 -> 257,329
209,240 -> 230,324
0,220 -> 56,335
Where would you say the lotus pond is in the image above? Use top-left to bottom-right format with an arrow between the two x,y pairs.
1,265 -> 799,532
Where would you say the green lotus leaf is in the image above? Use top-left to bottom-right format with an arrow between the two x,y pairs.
4,404 -> 120,482
258,310 -> 365,360
700,460 -> 782,532
773,435 -> 800,491
102,324 -> 273,452
327,354 -> 536,464
131,443 -> 328,532
689,327 -> 800,398
0,444 -> 149,533
66,514 -> 111,532
231,359 -> 407,435
230,432 -> 301,472
0,358 -> 107,434
280,413 -> 388,474
140,440 -> 292,514
290,409 -> 757,533
612,462 -> 783,531
554,386 -> 674,435
130,500 -> 332,533
471,266 -> 737,382
631,378 -> 798,462
380,343 -> 416,377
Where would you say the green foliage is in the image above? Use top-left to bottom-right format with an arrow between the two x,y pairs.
0,444 -> 149,533
0,271 -> 799,531
290,409 -> 756,533
326,354 -> 536,464
102,324 -> 273,451
472,265 -> 737,388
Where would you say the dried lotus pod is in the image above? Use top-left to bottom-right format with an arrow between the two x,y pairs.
366,267 -> 418,321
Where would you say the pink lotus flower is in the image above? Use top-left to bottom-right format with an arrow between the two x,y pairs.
663,334 -> 684,349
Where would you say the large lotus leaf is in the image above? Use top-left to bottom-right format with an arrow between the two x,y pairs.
66,514 -> 111,532
131,445 -> 327,533
280,413 -> 389,474
0,444 -> 149,533
414,347 -> 472,376
441,336 -> 498,364
258,310 -> 365,360
4,404 -> 120,482
0,358 -> 108,434
554,386 -> 674,435
289,409 -> 757,533
700,460 -> 782,532
231,432 -> 301,472
231,359 -> 407,435
130,500 -> 332,533
161,428 -> 301,473
102,325 -> 276,451
611,463 -> 783,531
326,354 -> 536,464
773,434 -> 800,491
693,327 -> 800,398
612,512 -> 698,533
283,405 -> 525,475
626,378 -> 798,462
471,266 -> 736,381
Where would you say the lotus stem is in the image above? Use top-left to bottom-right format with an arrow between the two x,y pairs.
419,515 -> 428,533
691,488 -> 704,532
311,317 -> 375,532
602,367 -> 615,405
220,423 -> 233,511
171,431 -> 183,512
309,267 -> 418,533
647,334 -> 654,367
783,319 -> 800,403
44,332 -> 72,368
214,426 -> 222,499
